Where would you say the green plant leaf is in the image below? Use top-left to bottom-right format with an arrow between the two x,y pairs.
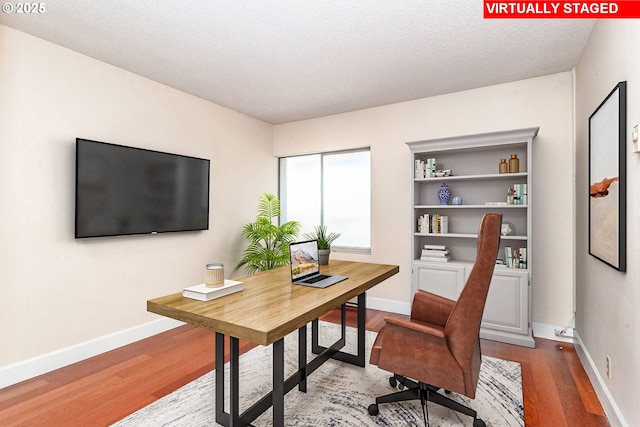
256,193 -> 280,220
303,225 -> 341,249
235,193 -> 300,273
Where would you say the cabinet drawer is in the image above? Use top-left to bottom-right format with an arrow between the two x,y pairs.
413,262 -> 466,300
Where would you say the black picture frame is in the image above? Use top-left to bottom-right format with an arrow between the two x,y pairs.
588,81 -> 626,272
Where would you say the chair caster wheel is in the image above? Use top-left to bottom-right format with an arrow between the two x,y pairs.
398,383 -> 405,390
389,376 -> 397,388
445,389 -> 451,394
368,404 -> 379,416
473,418 -> 486,427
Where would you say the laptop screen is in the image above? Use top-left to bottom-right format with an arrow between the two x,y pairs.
290,240 -> 320,281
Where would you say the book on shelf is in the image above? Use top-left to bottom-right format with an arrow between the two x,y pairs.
417,214 -> 448,234
423,244 -> 447,250
418,213 -> 429,233
421,249 -> 449,257
415,158 -> 436,179
434,169 -> 452,177
420,244 -> 450,262
507,183 -> 528,205
439,215 -> 448,234
504,246 -> 527,269
183,280 -> 243,301
420,255 -> 451,262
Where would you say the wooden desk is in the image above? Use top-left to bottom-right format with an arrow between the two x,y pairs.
148,260 -> 399,427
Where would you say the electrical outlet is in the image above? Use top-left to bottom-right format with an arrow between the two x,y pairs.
606,355 -> 612,380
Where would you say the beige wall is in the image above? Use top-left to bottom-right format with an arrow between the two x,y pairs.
274,72 -> 575,327
0,26 -> 275,367
575,21 -> 640,427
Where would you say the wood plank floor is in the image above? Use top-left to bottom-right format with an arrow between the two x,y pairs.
0,307 -> 609,427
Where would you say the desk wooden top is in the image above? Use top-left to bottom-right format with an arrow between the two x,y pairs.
147,260 -> 399,346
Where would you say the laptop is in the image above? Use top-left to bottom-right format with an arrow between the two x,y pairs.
289,240 -> 348,288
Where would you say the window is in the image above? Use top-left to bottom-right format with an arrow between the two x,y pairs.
279,149 -> 371,251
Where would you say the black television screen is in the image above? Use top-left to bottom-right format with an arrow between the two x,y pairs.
75,138 -> 210,238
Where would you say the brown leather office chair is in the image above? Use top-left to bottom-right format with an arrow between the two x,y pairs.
368,213 -> 502,427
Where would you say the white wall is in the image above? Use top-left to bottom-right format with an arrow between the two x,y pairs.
0,26 -> 275,368
274,72 -> 575,328
575,21 -> 640,427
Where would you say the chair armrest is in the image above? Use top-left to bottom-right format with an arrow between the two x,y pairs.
384,316 -> 445,339
411,289 -> 455,327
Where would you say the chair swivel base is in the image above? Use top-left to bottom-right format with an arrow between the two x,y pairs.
368,374 -> 486,427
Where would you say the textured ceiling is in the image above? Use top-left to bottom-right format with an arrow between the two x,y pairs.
0,1 -> 595,124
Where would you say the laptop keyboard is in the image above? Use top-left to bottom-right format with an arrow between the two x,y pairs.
303,274 -> 330,284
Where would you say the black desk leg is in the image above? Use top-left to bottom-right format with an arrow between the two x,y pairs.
298,324 -> 307,392
215,333 -> 225,425
311,292 -> 367,367
273,338 -> 285,427
215,333 -> 241,427
356,292 -> 366,366
229,336 -> 240,426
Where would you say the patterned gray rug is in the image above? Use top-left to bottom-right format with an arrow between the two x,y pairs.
113,323 -> 523,426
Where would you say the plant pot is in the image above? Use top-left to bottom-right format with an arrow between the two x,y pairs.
318,249 -> 330,265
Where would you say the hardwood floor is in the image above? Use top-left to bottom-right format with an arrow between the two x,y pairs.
0,307 -> 609,426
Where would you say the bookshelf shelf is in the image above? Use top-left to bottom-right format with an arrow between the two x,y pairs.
408,127 -> 538,348
414,232 -> 528,240
413,259 -> 529,272
414,204 -> 527,209
414,171 -> 528,182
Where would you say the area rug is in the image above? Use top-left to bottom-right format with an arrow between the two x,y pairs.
112,323 -> 523,426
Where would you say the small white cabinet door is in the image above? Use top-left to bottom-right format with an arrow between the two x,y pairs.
414,262 -> 532,346
413,262 -> 466,300
477,268 -> 529,335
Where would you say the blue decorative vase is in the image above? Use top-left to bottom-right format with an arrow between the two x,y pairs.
437,183 -> 451,205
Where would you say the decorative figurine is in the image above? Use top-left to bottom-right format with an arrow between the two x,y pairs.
437,183 -> 451,205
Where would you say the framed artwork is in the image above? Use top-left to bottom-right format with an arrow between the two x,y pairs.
588,81 -> 626,272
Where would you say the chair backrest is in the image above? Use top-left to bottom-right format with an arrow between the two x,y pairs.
443,213 -> 502,378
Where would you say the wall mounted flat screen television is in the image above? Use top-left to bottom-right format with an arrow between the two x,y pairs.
75,138 -> 210,238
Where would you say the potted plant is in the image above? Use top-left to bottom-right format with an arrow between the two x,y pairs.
304,225 -> 341,265
235,193 -> 301,274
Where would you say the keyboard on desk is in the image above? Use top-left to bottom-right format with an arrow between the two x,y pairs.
302,274 -> 331,284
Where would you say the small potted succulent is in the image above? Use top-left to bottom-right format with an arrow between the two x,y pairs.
304,225 -> 341,265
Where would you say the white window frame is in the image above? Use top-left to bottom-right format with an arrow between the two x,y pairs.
279,148 -> 371,254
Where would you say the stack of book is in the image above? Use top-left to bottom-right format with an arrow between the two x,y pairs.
183,280 -> 243,301
507,183 -> 527,205
420,244 -> 450,262
417,213 -> 448,234
415,158 -> 436,179
504,246 -> 527,268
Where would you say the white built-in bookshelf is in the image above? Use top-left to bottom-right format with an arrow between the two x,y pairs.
407,127 -> 538,347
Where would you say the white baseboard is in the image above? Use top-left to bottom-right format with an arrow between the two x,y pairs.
366,295 -> 411,315
532,322 -> 575,343
0,317 -> 184,389
574,331 -> 628,427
